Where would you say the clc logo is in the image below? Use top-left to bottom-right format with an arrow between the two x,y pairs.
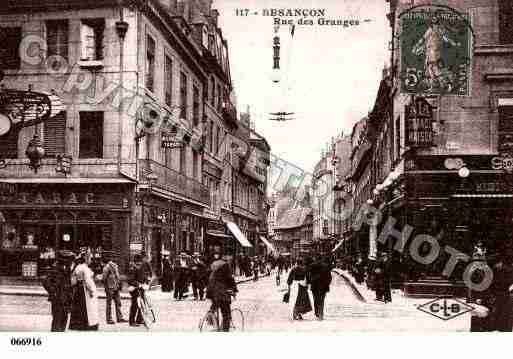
417,297 -> 473,321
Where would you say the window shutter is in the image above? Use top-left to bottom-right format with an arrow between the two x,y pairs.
0,127 -> 19,158
43,111 -> 66,157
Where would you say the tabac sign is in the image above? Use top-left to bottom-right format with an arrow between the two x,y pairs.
399,6 -> 472,96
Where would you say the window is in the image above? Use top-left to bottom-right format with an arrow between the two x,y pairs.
217,84 -> 222,111
164,55 -> 173,106
180,71 -> 188,120
145,35 -> 156,91
0,27 -> 21,69
164,147 -> 172,168
43,111 -> 66,157
193,85 -> 200,127
499,0 -> 513,44
80,19 -> 104,60
213,125 -> 218,155
209,121 -> 214,153
192,150 -> 199,180
499,106 -> 513,152
211,78 -> 215,106
47,20 -> 68,61
79,112 -> 103,158
179,146 -> 187,174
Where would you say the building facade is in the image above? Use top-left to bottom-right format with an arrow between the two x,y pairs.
0,0 -> 271,277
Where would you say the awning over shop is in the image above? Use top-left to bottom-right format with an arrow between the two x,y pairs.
259,236 -> 275,252
206,230 -> 231,238
332,239 -> 345,253
225,221 -> 252,248
451,194 -> 513,198
0,178 -> 134,184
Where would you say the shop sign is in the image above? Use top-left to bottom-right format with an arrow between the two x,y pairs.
161,131 -> 183,149
400,7 -> 471,96
2,191 -> 96,205
491,153 -> 513,173
405,97 -> 434,148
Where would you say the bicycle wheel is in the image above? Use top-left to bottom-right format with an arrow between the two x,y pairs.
199,310 -> 219,332
137,296 -> 154,330
230,308 -> 244,332
144,294 -> 157,323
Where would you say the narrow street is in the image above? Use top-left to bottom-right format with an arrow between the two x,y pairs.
0,273 -> 469,332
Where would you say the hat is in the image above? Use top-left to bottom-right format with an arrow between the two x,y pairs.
180,252 -> 188,257
193,252 -> 200,257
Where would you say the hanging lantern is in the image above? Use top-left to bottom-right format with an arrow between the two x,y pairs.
25,134 -> 45,173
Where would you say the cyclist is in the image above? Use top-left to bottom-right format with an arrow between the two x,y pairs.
206,246 -> 238,332
128,254 -> 149,327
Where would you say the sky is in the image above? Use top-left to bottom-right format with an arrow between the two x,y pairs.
213,0 -> 391,173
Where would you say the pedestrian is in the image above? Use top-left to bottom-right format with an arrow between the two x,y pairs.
286,258 -> 313,320
127,254 -> 148,327
161,255 -> 174,293
381,253 -> 392,303
42,250 -> 75,332
69,249 -> 99,331
206,246 -> 238,331
253,258 -> 259,281
354,255 -> 365,284
101,254 -> 127,324
174,253 -> 190,300
307,256 -> 332,321
191,253 -> 208,300
489,253 -> 513,331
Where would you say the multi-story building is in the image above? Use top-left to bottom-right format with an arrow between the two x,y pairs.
0,0 -> 269,278
330,134 -> 352,253
311,152 -> 336,252
355,0 -> 513,295
273,207 -> 312,257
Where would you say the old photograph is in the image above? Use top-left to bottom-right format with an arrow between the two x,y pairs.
1,0 -> 513,340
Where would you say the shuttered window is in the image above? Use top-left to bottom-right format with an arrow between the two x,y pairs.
499,0 -> 513,44
47,20 -> 68,60
79,111 -> 103,158
0,128 -> 19,158
0,27 -> 21,69
499,106 -> 513,152
43,111 -> 66,157
164,55 -> 173,106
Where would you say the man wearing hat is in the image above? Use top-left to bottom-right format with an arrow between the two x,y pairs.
191,253 -> 208,301
101,253 -> 127,324
206,246 -> 238,331
174,252 -> 190,300
42,250 -> 75,331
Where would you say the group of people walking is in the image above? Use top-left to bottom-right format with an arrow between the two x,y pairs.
285,255 -> 333,321
160,252 -> 209,301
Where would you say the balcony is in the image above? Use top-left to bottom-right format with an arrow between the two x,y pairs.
221,101 -> 238,126
138,159 -> 210,206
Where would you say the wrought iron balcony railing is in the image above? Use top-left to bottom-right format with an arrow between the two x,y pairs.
138,159 -> 210,206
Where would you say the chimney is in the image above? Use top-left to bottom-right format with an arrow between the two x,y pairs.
211,9 -> 219,26
197,0 -> 212,15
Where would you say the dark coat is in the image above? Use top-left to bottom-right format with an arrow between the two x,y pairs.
307,260 -> 332,293
42,266 -> 73,311
127,263 -> 148,288
206,259 -> 237,302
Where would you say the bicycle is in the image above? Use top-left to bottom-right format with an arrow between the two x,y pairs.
198,293 -> 244,332
136,284 -> 157,329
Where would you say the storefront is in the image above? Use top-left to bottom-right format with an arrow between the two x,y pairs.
0,181 -> 133,277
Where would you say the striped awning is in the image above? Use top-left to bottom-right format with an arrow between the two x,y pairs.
225,221 -> 252,248
259,236 -> 275,252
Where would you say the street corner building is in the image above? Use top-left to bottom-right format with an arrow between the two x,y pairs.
0,0 -> 272,281
333,0 -> 513,298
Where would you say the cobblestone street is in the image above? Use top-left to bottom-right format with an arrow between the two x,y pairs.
0,273 -> 469,332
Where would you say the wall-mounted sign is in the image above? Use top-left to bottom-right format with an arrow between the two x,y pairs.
400,7 -> 471,96
405,97 -> 434,147
161,132 -> 183,149
491,153 -> 513,173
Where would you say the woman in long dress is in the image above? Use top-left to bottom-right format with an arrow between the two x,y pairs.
287,259 -> 314,320
69,251 -> 99,331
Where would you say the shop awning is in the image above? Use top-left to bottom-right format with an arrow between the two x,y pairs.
206,230 -> 231,238
259,236 -> 275,252
225,221 -> 252,248
332,239 -> 345,253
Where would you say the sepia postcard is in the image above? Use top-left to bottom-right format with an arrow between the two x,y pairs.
1,1 -> 513,354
